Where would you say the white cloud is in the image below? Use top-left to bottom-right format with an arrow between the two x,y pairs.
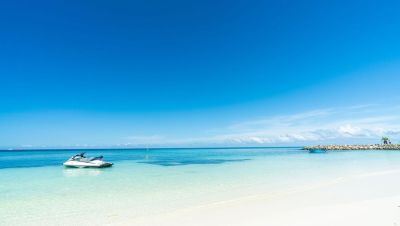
121,105 -> 400,147
229,109 -> 334,131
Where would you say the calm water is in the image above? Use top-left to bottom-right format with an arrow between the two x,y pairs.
1,147 -> 400,225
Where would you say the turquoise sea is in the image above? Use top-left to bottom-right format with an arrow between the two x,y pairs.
2,147 -> 400,225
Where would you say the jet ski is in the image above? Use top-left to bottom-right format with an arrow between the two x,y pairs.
63,152 -> 113,168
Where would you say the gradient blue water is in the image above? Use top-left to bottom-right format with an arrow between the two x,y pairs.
2,148 -> 400,225
0,147 -> 301,169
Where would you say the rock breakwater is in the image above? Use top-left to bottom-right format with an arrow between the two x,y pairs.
304,144 -> 400,151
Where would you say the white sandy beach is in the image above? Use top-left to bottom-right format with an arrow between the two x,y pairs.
126,169 -> 400,226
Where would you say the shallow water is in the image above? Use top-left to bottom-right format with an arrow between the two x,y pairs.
1,148 -> 400,225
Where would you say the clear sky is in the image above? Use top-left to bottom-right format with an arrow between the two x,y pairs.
1,0 -> 400,148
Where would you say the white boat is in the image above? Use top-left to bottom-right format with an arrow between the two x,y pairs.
63,153 -> 113,168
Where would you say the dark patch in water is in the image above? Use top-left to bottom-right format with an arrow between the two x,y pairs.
138,158 -> 251,166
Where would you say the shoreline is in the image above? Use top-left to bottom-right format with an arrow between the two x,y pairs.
128,167 -> 400,226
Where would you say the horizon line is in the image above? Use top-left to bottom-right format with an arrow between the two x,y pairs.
0,146 -> 304,152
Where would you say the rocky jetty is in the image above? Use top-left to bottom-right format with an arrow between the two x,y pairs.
304,144 -> 400,151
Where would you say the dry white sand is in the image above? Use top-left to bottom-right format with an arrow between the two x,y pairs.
118,169 -> 400,226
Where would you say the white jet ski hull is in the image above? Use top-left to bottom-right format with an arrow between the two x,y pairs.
63,160 -> 113,168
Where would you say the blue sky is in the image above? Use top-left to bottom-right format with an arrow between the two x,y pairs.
1,0 -> 400,148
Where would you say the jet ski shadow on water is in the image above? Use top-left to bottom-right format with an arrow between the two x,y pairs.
63,152 -> 113,168
63,168 -> 104,177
